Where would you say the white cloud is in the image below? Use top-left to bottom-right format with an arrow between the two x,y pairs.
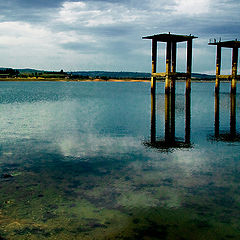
173,0 -> 210,15
58,134 -> 141,158
58,1 -> 140,27
0,22 -> 50,47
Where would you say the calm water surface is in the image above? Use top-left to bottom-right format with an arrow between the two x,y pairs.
0,81 -> 239,239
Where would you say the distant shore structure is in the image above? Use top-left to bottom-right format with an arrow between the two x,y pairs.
209,39 -> 240,94
142,32 -> 197,94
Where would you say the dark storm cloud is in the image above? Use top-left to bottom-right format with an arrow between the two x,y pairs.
1,0 -> 129,10
0,0 -> 110,23
0,0 -> 116,10
200,24 -> 240,36
0,0 -> 56,22
14,0 -> 63,8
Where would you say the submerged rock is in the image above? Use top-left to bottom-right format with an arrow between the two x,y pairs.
1,173 -> 13,179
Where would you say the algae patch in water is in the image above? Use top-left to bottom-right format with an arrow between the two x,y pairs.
0,154 -> 240,239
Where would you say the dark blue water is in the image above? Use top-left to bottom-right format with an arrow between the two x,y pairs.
0,81 -> 239,240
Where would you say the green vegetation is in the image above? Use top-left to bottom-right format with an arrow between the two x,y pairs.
18,70 -> 68,79
0,68 -> 19,78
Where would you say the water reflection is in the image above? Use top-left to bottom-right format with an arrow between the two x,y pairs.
1,82 -> 240,239
145,89 -> 192,151
212,92 -> 240,142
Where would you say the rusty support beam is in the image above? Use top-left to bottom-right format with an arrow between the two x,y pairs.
218,75 -> 232,79
152,72 -> 166,77
152,72 -> 190,78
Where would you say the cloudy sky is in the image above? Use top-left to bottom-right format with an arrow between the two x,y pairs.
0,0 -> 239,74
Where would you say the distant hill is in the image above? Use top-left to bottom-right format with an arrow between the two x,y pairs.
192,73 -> 215,79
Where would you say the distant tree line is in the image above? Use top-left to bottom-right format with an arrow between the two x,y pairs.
19,70 -> 69,79
0,68 -> 19,77
69,74 -> 90,80
69,74 -> 110,80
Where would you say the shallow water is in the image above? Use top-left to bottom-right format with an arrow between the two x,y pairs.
0,81 -> 239,239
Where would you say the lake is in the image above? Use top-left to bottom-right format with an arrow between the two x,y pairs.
0,81 -> 239,239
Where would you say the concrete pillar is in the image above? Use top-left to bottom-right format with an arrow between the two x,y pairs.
171,41 -> 177,95
214,92 -> 220,137
171,42 -> 177,73
151,39 -> 157,94
231,47 -> 238,94
151,91 -> 156,143
215,45 -> 221,94
165,41 -> 172,93
185,91 -> 191,144
186,39 -> 192,93
230,93 -> 236,137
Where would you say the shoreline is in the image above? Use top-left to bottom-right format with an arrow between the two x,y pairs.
0,77 -> 228,83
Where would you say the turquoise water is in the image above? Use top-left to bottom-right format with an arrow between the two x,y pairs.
0,81 -> 239,239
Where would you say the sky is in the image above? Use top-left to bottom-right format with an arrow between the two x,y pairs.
0,0 -> 239,74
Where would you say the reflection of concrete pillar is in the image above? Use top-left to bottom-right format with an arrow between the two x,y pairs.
151,39 -> 157,94
230,93 -> 236,137
186,39 -> 192,93
215,45 -> 221,94
231,47 -> 238,94
185,91 -> 191,144
165,92 -> 171,142
151,91 -> 156,143
165,41 -> 171,93
170,90 -> 175,141
214,93 -> 220,137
